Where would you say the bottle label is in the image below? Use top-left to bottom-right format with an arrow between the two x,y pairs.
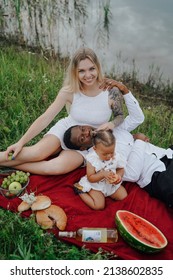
82,229 -> 107,242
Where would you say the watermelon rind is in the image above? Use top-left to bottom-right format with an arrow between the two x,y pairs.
115,210 -> 168,253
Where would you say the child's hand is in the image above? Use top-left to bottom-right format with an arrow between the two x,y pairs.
115,174 -> 122,184
102,170 -> 114,182
107,171 -> 122,184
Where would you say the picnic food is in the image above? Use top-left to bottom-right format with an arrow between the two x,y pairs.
36,209 -> 54,229
1,170 -> 30,189
31,195 -> 51,211
0,170 -> 30,198
18,194 -> 67,230
108,172 -> 119,184
8,152 -> 14,160
9,181 -> 22,194
36,205 -> 67,230
18,201 -> 31,212
115,210 -> 168,253
17,195 -> 51,212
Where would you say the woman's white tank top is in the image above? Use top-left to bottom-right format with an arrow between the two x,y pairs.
69,90 -> 112,127
46,90 -> 112,149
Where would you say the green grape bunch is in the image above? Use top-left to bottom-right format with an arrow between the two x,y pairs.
1,171 -> 30,189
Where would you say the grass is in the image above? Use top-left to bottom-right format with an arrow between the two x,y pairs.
0,45 -> 67,148
0,44 -> 173,260
0,209 -> 114,260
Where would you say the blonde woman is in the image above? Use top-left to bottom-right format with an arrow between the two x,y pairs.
0,47 -> 126,175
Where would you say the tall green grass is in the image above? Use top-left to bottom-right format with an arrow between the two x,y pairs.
0,44 -> 173,260
0,45 -> 66,149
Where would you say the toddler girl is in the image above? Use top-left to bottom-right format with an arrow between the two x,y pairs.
74,129 -> 127,210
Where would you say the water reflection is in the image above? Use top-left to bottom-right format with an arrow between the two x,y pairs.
69,0 -> 173,82
1,0 -> 172,82
83,0 -> 173,81
101,0 -> 173,82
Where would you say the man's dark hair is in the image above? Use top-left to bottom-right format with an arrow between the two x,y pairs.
63,125 -> 81,150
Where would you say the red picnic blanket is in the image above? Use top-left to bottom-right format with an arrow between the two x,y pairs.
0,167 -> 173,260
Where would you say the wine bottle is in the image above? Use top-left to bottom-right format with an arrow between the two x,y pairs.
59,227 -> 118,243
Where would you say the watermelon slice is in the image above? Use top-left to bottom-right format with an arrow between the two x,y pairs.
115,210 -> 168,253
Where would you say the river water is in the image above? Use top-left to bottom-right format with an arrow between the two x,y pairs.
2,0 -> 172,83
71,0 -> 173,83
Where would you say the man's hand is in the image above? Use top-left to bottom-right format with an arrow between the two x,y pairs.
97,122 -> 114,131
133,132 -> 150,142
99,78 -> 129,94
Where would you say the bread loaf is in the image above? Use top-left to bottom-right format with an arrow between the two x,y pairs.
36,205 -> 67,230
44,205 -> 67,230
31,195 -> 51,211
36,210 -> 54,229
17,201 -> 31,212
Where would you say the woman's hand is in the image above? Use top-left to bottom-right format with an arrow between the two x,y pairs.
5,141 -> 23,160
99,78 -> 129,94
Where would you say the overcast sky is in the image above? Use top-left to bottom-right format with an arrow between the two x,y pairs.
88,0 -> 173,82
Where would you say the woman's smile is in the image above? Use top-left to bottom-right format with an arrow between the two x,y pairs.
78,58 -> 98,86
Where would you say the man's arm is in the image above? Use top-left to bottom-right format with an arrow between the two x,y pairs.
119,92 -> 144,132
99,78 -> 144,132
123,139 -> 146,182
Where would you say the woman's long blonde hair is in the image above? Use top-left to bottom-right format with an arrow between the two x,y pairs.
63,47 -> 104,93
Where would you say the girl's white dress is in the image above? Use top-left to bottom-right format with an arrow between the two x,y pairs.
78,149 -> 126,197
